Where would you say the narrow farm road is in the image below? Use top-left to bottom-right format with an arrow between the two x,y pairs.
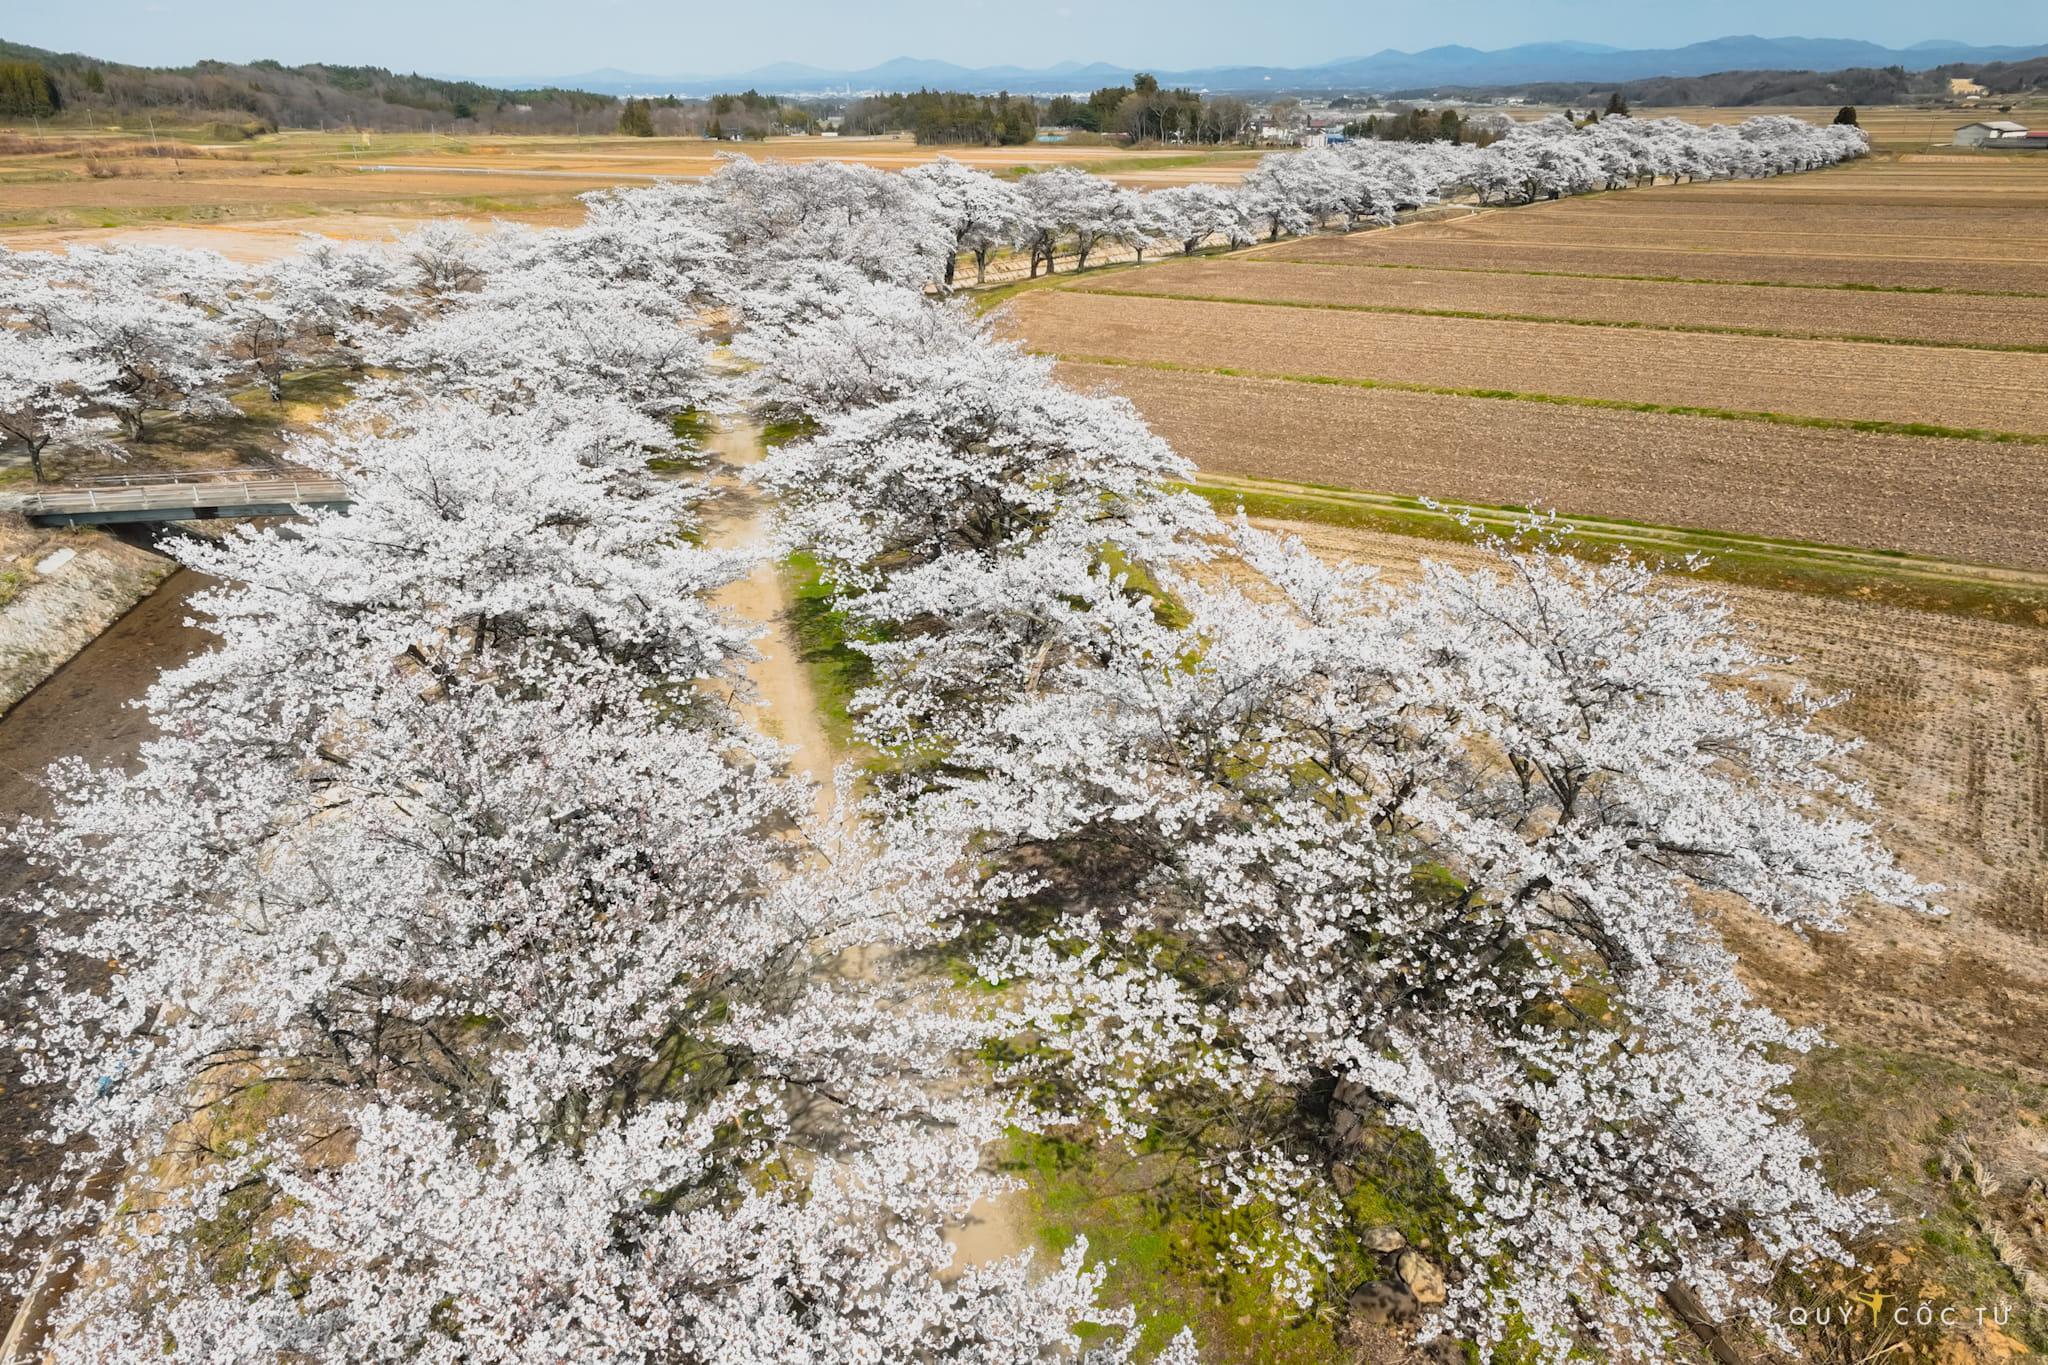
701,416 -> 836,815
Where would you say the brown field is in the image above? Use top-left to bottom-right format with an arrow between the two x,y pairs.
1011,290 -> 2048,433
1260,158 -> 2048,294
1267,234 -> 2048,294
1075,257 -> 2048,348
1257,516 -> 2048,1082
1060,362 -> 2048,571
0,127 -> 1253,238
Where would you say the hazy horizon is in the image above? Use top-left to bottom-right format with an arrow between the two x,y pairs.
9,0 -> 2048,82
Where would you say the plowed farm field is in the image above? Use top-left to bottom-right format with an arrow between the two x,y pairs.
1057,362 -> 2048,571
1072,259 -> 2048,349
1255,160 -> 2048,294
1011,290 -> 2048,434
1009,152 -> 2048,574
1264,235 -> 2048,294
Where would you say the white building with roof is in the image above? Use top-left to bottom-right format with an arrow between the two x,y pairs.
1954,120 -> 2030,146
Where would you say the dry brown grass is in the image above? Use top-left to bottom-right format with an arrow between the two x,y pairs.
0,127 -> 1247,237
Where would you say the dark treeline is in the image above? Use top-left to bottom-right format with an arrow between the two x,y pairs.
842,90 -> 1037,145
0,58 -> 60,116
622,90 -> 822,140
0,40 -> 616,133
1342,106 -> 1504,145
1044,74 -> 1252,143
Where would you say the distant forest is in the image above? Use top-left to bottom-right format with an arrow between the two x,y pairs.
0,39 -> 618,133
837,78 -> 1255,146
1041,76 -> 1253,143
842,90 -> 1039,145
1405,56 -> 2048,108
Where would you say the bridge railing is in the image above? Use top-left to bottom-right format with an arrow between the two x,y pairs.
46,466 -> 324,489
13,476 -> 350,517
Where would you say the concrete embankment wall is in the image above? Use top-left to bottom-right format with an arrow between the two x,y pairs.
0,519 -> 178,715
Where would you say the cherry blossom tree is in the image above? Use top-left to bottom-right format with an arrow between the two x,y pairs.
733,156 -> 1909,1356
1,112 -> 1877,1363
907,156 -> 1031,288
265,236 -> 411,372
1152,182 -> 1251,255
0,327 -> 120,481
6,380 -> 1163,1359
864,519 -> 1929,1361
1016,168 -> 1126,274
0,244 -> 236,440
368,245 -> 716,423
215,261 -> 324,402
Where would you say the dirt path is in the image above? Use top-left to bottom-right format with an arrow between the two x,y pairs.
699,418 -> 836,813
699,416 -> 1032,1272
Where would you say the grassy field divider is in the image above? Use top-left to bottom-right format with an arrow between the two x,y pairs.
1060,284 -> 2048,354
1047,351 -> 2048,448
1190,474 -> 2048,628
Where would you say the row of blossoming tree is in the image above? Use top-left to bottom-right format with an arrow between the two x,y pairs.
1,113 -> 1917,1364
919,113 -> 1868,284
0,115 -> 1869,488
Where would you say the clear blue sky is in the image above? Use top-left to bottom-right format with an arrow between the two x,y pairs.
8,0 -> 2046,77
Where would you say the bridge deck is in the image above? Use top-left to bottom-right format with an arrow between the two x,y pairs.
10,477 -> 351,527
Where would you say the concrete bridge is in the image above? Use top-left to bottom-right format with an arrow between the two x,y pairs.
10,471 -> 351,527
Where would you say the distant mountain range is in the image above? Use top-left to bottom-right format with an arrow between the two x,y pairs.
504,36 -> 2048,97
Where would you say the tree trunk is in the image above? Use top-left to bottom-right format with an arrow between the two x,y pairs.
1663,1283 -> 1752,1365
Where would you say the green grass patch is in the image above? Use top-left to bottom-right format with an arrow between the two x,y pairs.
759,417 -> 816,450
1050,352 -> 2048,448
1072,152 -> 1261,176
1784,1043 -> 2048,1352
225,367 -> 358,418
1097,543 -> 1191,628
1062,284 -> 2048,354
1004,1130 -> 1348,1363
781,551 -> 869,752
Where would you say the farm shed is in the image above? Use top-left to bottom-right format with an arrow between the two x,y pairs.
1953,120 -> 2030,146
